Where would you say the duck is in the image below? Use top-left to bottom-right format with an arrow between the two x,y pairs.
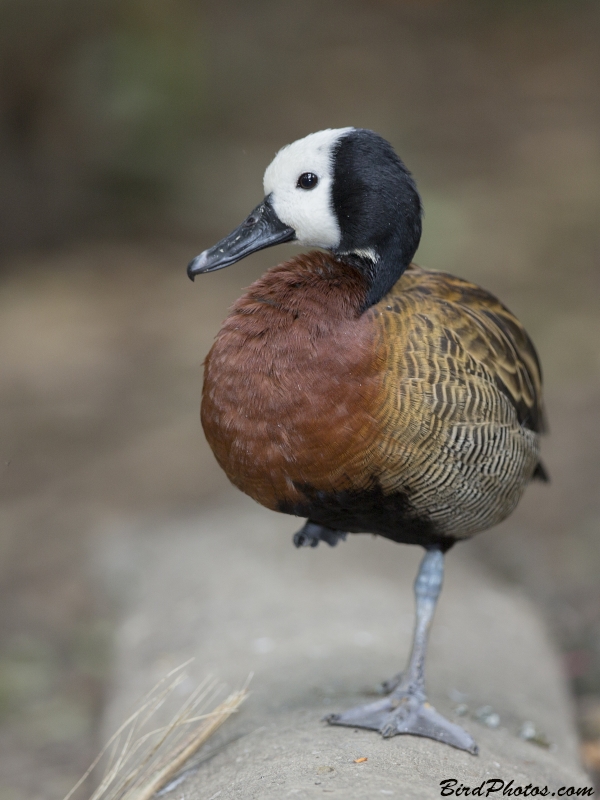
187,128 -> 547,755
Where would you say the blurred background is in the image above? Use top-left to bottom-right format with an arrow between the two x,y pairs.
0,0 -> 599,796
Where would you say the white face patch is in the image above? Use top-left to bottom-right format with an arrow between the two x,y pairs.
263,128 -> 353,249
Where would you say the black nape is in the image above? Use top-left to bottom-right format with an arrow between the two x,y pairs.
332,129 -> 423,309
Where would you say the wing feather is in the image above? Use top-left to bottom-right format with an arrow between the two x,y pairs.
384,265 -> 546,434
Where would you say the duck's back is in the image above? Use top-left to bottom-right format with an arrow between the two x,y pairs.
201,253 -> 545,549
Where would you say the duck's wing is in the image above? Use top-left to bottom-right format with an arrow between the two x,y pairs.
383,264 -> 547,436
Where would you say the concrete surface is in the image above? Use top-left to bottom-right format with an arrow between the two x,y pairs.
98,492 -> 590,799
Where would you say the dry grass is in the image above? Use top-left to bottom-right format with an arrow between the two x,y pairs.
63,661 -> 249,800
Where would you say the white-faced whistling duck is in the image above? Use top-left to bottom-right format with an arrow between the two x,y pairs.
187,128 -> 548,755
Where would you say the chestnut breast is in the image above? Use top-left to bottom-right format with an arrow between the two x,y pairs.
201,252 -> 385,511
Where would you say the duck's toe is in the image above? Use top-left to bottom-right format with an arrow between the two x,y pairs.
326,692 -> 478,754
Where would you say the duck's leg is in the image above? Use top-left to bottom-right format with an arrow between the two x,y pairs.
326,547 -> 478,754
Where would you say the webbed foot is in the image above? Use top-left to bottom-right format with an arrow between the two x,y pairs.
293,521 -> 347,548
326,691 -> 478,754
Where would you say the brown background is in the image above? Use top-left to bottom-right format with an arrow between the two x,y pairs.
0,1 -> 599,796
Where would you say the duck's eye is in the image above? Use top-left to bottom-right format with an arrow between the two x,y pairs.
297,172 -> 318,190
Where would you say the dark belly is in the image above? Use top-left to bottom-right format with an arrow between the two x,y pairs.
278,481 -> 456,551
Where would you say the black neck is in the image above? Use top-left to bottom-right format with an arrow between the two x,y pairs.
336,232 -> 414,311
330,129 -> 423,311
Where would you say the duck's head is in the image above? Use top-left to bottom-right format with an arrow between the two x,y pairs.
187,128 -> 422,307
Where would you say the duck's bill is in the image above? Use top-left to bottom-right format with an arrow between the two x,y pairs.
187,199 -> 295,280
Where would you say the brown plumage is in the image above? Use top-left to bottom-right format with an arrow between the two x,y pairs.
202,251 -> 545,550
188,127 -> 547,752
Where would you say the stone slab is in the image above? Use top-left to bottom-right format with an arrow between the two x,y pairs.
98,492 -> 590,799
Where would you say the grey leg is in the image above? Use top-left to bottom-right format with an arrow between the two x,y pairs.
382,547 -> 444,697
326,548 -> 478,754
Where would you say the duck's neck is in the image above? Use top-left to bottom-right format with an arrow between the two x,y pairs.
335,233 -> 414,310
